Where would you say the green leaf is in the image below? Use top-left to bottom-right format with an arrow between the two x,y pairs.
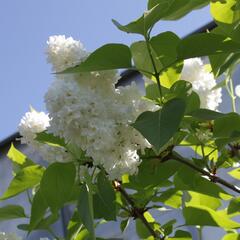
228,168 -> 240,180
213,113 -> 240,138
130,41 -> 155,76
114,0 -> 209,35
128,159 -> 180,189
1,165 -> 45,200
174,166 -> 231,200
7,143 -> 34,169
210,52 -> 240,77
62,44 -> 132,73
167,81 -> 200,113
186,191 -> 221,210
150,32 -> 180,67
78,184 -> 95,238
67,210 -> 87,240
161,219 -> 176,236
228,197 -> 240,214
29,190 -> 48,231
133,98 -> 186,152
112,17 -> 145,36
130,32 -> 182,87
157,188 -> 182,208
35,131 -> 66,147
211,0 -> 240,24
222,233 -> 240,240
160,62 -> 183,89
148,0 -> 209,20
93,172 -> 116,221
188,108 -> 226,120
183,205 -> 240,228
0,205 -> 26,221
213,22 -> 240,42
18,213 -> 59,231
145,83 -> 166,101
120,218 -> 130,232
112,2 -> 173,35
168,230 -> 192,240
213,113 -> 240,148
40,162 -> 76,212
75,229 -> 89,240
136,212 -> 155,239
177,33 -> 240,59
150,32 -> 182,88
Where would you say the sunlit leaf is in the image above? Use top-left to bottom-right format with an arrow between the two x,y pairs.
1,165 -> 44,200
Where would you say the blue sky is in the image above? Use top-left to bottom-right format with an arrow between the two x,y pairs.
0,0 -> 212,141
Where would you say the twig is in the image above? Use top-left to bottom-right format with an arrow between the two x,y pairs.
143,151 -> 240,194
170,151 -> 240,194
144,34 -> 163,103
114,181 -> 164,239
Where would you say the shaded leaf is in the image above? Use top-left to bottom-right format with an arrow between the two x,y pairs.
128,159 -> 180,189
120,219 -> 130,233
177,33 -> 240,59
168,230 -> 192,240
35,131 -> 66,147
40,162 -> 76,212
148,0 -> 209,20
0,205 -> 26,221
228,197 -> 240,214
188,108 -> 225,120
62,44 -> 132,73
78,184 -> 95,238
133,98 -> 185,152
29,190 -> 48,231
93,172 -> 116,221
112,2 -> 173,35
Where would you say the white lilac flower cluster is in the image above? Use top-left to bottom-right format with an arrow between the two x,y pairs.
19,35 -> 155,179
45,36 -> 155,179
46,35 -> 88,72
181,58 -> 222,111
18,109 -> 72,163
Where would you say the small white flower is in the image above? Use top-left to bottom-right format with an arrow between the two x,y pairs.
18,108 -> 50,145
235,85 -> 240,98
18,108 -> 72,163
181,58 -> 222,111
46,35 -> 88,72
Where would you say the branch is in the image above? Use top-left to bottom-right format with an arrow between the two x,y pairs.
143,151 -> 240,194
171,151 -> 240,194
114,181 -> 164,239
144,34 -> 163,103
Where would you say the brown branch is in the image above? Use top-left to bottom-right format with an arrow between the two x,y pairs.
113,181 -> 164,239
170,151 -> 240,194
143,151 -> 240,194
